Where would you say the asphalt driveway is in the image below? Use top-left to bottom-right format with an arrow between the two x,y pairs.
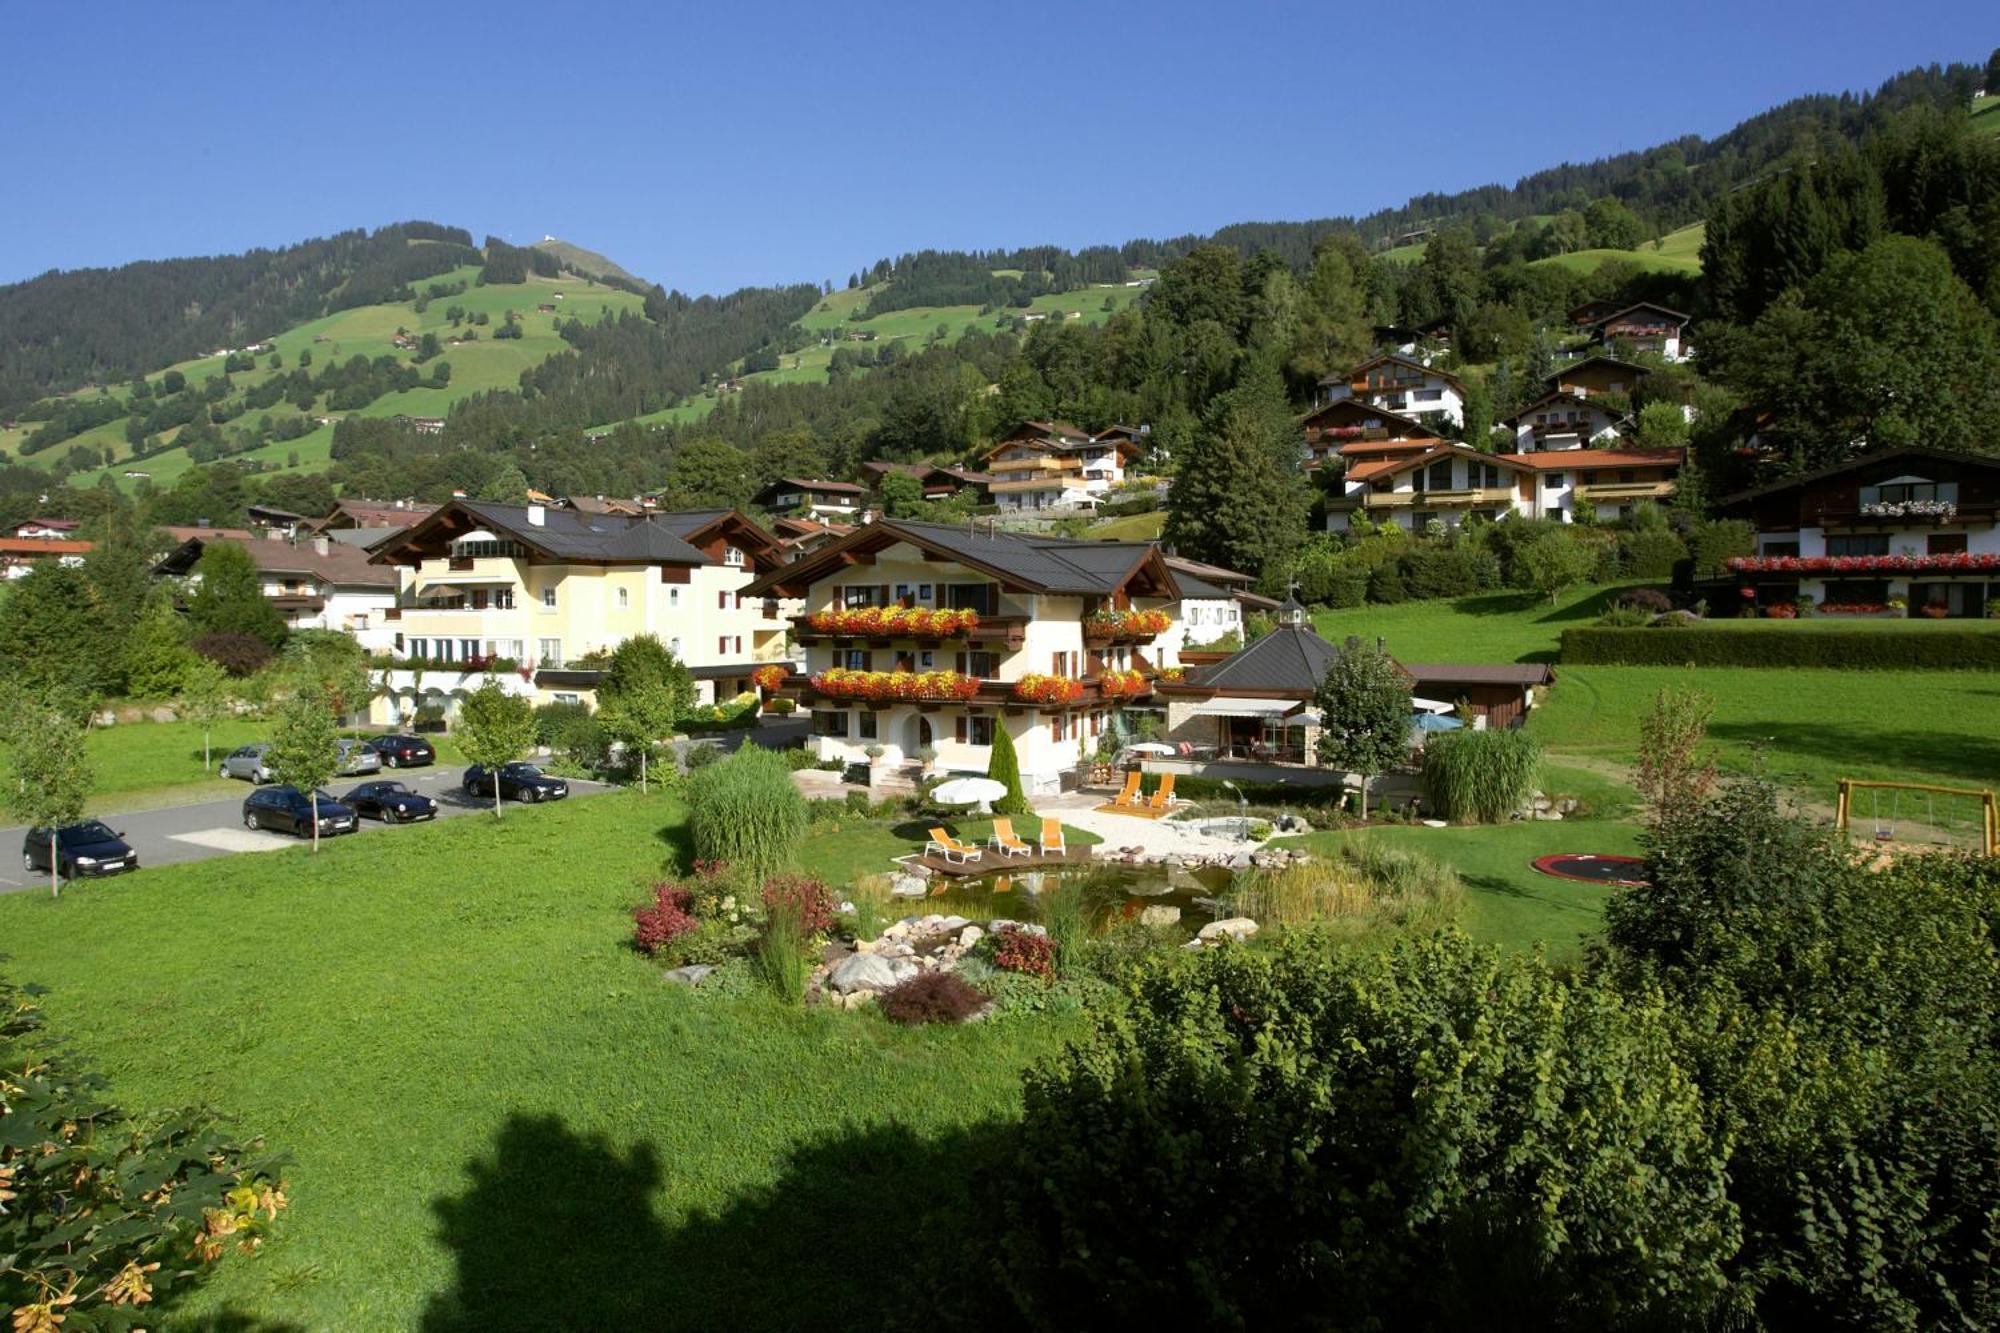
0,766 -> 613,895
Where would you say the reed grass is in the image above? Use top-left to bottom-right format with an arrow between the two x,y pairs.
1231,841 -> 1463,936
1420,728 -> 1542,823
756,900 -> 807,1002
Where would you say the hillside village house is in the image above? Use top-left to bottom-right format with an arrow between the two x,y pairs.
984,421 -> 1145,513
855,461 -> 994,506
772,516 -> 854,561
8,516 -> 82,541
0,538 -> 93,580
1317,354 -> 1466,430
1298,400 -> 1438,472
155,532 -> 399,651
1325,442 -> 1683,532
1151,598 -> 1553,782
1586,302 -> 1690,362
1503,389 -> 1625,452
365,501 -> 793,722
1545,354 -> 1650,399
751,477 -> 868,520
1718,446 -> 2000,619
744,519 -> 1243,794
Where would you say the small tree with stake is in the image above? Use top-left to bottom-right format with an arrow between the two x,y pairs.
267,683 -> 340,852
456,677 -> 537,819
1313,637 -> 1411,821
181,654 -> 234,773
2,698 -> 93,897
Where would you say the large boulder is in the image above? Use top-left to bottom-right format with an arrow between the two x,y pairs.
1197,917 -> 1259,944
827,952 -> 917,995
1138,905 -> 1181,928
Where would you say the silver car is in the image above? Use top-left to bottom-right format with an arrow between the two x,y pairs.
219,743 -> 275,783
335,738 -> 384,776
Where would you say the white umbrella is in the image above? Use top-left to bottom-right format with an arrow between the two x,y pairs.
1126,742 -> 1176,756
930,776 -> 1009,814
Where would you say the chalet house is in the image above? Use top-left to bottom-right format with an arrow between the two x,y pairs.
1567,298 -> 1626,328
1545,354 -> 1649,400
155,532 -> 399,651
392,416 -> 447,436
1717,447 -> 2000,619
1325,444 -> 1529,533
0,538 -> 92,581
752,477 -> 868,519
1316,354 -> 1465,429
983,421 -> 1143,513
1162,556 -> 1276,653
307,499 -> 438,553
1587,303 -> 1690,362
854,461 -> 994,505
743,519 -> 1204,794
1298,400 -> 1437,471
8,517 -> 81,541
366,502 -> 795,721
772,516 -> 855,561
245,503 -> 306,535
1326,443 -> 1682,531
1150,598 -> 1553,783
1503,390 -> 1624,452
1504,448 -> 1683,523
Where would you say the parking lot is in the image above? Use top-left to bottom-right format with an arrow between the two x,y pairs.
0,765 -> 612,894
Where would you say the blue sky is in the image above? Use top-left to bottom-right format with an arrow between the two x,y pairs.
1,2 -> 1990,293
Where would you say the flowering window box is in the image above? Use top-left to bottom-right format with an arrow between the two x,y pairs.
751,664 -> 791,693
1727,553 -> 2000,576
1012,673 -> 1085,706
1859,499 -> 1957,521
809,668 -> 981,703
1082,609 -> 1173,642
1096,668 -> 1150,699
805,607 -> 982,639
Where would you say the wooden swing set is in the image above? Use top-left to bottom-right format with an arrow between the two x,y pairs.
1834,779 -> 1999,858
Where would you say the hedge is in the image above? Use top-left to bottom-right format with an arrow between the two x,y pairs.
1560,625 -> 2000,669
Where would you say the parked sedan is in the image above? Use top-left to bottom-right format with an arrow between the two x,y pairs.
242,786 -> 359,839
219,743 -> 276,783
462,762 -> 569,804
341,780 -> 440,823
21,820 -> 139,880
367,734 -> 436,768
335,738 -> 384,777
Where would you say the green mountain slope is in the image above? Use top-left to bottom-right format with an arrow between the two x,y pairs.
532,236 -> 644,285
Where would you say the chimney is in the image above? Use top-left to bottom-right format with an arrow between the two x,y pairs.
526,504 -> 546,527
313,536 -> 330,557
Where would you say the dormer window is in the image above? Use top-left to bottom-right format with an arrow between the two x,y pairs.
724,546 -> 745,567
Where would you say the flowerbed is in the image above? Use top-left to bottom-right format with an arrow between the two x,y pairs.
1817,603 -> 1894,615
1083,608 -> 1172,639
806,607 -> 981,638
1013,673 -> 1085,705
1097,668 -> 1150,699
1728,552 -> 2000,575
810,668 -> 982,702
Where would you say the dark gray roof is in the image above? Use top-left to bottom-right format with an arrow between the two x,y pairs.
883,521 -> 1157,594
1402,663 -> 1554,685
1197,625 -> 1344,695
458,501 -> 711,564
646,509 -> 731,538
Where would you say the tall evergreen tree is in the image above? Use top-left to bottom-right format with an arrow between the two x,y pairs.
186,541 -> 288,648
1163,364 -> 1311,576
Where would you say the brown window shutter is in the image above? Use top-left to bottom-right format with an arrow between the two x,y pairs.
861,651 -> 874,671
954,717 -> 967,743
955,652 -> 967,674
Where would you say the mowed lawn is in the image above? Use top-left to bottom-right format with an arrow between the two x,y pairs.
0,791 -> 1079,1328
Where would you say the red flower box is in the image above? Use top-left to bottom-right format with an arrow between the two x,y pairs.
1727,553 -> 2000,575
1012,673 -> 1085,705
809,668 -> 981,703
751,664 -> 790,693
1096,668 -> 1150,699
1083,608 -> 1172,639
806,607 -> 981,638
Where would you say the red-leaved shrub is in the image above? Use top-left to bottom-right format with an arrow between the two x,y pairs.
761,874 -> 838,938
633,882 -> 698,956
878,970 -> 988,1025
992,926 -> 1057,981
192,631 -> 276,677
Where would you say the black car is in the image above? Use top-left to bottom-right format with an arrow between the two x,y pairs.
21,820 -> 138,880
367,734 -> 435,768
242,786 -> 359,839
463,762 -> 569,804
342,780 -> 440,823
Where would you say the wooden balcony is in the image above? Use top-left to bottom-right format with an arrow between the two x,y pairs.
1575,481 -> 1676,502
1365,486 -> 1514,509
774,670 -> 1153,713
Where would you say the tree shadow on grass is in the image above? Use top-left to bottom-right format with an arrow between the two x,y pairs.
421,1112 -> 1011,1333
1707,720 -> 2000,791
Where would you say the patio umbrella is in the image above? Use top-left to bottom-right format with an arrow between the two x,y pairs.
1126,742 -> 1176,756
930,776 -> 1009,814
1411,713 -> 1464,733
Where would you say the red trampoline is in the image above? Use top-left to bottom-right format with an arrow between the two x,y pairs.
1531,853 -> 1649,887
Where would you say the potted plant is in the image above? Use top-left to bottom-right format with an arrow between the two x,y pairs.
915,745 -> 939,777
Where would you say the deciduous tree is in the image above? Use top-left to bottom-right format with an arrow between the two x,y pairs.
1313,637 -> 1411,819
455,678 -> 537,819
267,683 -> 340,851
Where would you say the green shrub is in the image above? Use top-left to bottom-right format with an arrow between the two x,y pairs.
1229,844 -> 1461,932
1561,625 -> 2000,668
1687,518 -> 1756,578
1604,783 -> 2000,1327
685,745 -> 808,881
1618,528 -> 1688,578
1365,562 -> 1408,604
986,723 -> 1031,816
1421,728 -> 1542,823
1398,546 -> 1499,600
997,931 -> 1735,1327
